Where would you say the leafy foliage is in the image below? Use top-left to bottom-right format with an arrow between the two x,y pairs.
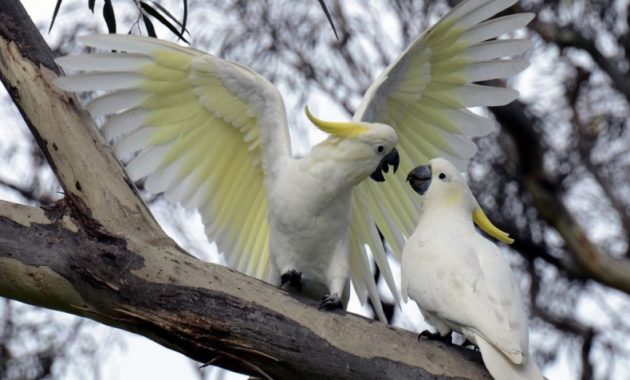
48,0 -> 189,41
48,0 -> 337,43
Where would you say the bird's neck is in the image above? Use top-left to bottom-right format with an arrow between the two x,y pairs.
418,196 -> 475,232
300,156 -> 358,195
302,142 -> 368,190
271,155 -> 356,218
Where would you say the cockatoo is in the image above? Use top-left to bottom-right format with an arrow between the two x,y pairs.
54,0 -> 533,320
403,158 -> 544,380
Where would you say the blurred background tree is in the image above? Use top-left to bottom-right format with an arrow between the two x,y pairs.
0,0 -> 629,379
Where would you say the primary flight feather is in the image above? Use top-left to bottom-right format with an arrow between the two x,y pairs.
54,0 -> 533,320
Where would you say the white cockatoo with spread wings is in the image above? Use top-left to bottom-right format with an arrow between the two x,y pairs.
55,0 -> 533,320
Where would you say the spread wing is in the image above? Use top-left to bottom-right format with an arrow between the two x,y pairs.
55,34 -> 292,279
349,0 -> 534,281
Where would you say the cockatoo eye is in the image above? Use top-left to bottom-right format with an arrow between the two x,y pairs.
375,144 -> 385,154
438,173 -> 446,180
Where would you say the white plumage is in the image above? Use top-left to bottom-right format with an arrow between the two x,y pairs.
54,0 -> 533,321
403,158 -> 544,380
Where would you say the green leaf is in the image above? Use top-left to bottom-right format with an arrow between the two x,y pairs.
103,0 -> 116,33
48,0 -> 64,33
318,0 -> 339,40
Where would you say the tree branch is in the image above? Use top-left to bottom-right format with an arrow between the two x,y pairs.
492,102 -> 630,295
0,175 -> 54,205
530,19 -> 630,104
0,200 -> 489,380
566,70 -> 630,240
0,0 -> 165,244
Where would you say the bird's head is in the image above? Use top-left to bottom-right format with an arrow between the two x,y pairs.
406,158 -> 514,244
305,107 -> 399,183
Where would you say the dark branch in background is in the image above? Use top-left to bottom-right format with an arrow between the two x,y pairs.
580,328 -> 595,380
0,176 -> 55,205
0,298 -> 108,380
492,101 -> 630,294
530,19 -> 630,104
0,299 -> 10,375
526,260 -> 595,380
567,67 -> 630,241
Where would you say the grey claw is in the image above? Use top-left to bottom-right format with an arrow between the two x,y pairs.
280,269 -> 302,292
319,293 -> 343,310
418,330 -> 452,344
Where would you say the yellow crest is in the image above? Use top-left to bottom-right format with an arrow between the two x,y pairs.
304,106 -> 369,138
472,207 -> 514,244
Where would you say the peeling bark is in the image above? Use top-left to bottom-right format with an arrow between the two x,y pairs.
0,201 -> 489,379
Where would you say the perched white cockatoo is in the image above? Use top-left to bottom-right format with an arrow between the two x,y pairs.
54,0 -> 533,320
403,158 -> 544,380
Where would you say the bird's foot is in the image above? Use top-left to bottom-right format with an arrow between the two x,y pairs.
318,293 -> 343,310
418,330 -> 452,344
280,269 -> 302,292
461,338 -> 479,351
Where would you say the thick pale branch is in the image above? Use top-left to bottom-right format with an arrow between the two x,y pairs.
0,200 -> 489,379
0,0 -> 164,244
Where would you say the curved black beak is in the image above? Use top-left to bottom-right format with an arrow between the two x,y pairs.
370,148 -> 400,182
407,165 -> 432,195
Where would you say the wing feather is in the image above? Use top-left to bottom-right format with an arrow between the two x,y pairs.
55,53 -> 152,71
453,0 -> 516,28
465,39 -> 532,61
461,60 -> 529,82
55,34 -> 290,280
86,89 -> 147,116
55,72 -> 142,91
349,193 -> 397,321
462,14 -> 534,45
350,0 -> 532,304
